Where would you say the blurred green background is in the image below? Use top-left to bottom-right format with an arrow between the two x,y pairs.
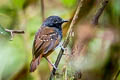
0,0 -> 120,80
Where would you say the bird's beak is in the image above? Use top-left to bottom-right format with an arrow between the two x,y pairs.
62,20 -> 69,23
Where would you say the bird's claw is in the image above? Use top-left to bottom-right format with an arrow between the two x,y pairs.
61,46 -> 64,50
52,64 -> 57,70
60,45 -> 67,51
60,45 -> 68,54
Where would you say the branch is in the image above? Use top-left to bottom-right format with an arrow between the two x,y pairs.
5,29 -> 24,40
113,70 -> 120,80
49,0 -> 84,79
71,0 -> 109,79
92,0 -> 109,25
40,0 -> 45,22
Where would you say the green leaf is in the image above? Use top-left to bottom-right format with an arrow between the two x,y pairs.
61,0 -> 77,8
112,0 -> 120,16
12,0 -> 25,10
0,25 -> 11,39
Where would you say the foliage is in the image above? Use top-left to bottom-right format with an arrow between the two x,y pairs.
0,25 -> 10,39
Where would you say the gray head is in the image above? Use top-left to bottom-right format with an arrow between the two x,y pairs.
42,16 -> 68,29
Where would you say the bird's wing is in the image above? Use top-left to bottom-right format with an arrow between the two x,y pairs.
32,27 -> 61,59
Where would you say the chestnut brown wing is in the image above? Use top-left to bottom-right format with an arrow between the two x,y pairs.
32,27 -> 61,59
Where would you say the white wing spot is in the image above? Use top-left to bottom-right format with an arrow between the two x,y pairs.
43,40 -> 46,41
40,40 -> 43,41
50,33 -> 57,36
43,35 -> 47,36
53,33 -> 56,35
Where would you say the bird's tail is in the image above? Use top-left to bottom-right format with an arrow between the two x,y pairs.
30,56 -> 41,72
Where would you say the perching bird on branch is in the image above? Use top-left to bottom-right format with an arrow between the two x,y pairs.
30,16 -> 68,72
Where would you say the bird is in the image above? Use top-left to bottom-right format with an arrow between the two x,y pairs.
30,16 -> 68,72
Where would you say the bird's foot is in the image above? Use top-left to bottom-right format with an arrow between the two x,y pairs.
60,45 -> 67,51
44,57 -> 58,70
60,45 -> 69,55
52,64 -> 57,70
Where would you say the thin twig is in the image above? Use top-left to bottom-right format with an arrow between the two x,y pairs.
113,70 -> 120,80
5,29 -> 24,40
5,29 -> 24,34
92,0 -> 109,25
49,0 -> 84,79
40,0 -> 45,22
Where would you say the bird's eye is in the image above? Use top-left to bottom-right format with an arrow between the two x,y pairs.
54,20 -> 57,23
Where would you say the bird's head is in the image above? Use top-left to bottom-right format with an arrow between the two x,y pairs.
42,16 -> 68,29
